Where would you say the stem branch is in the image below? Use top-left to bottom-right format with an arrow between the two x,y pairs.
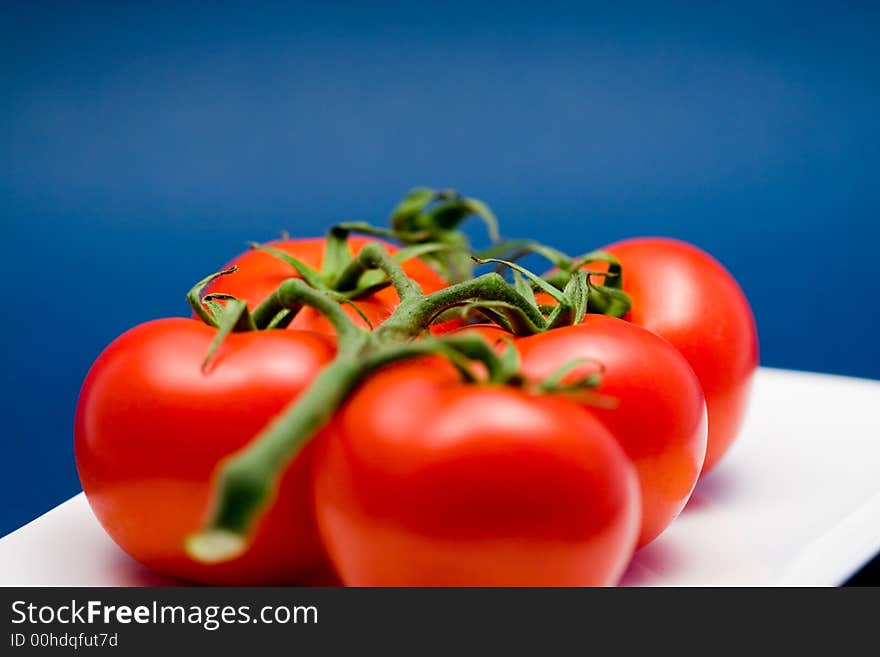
335,242 -> 423,302
185,358 -> 365,563
380,273 -> 547,338
253,278 -> 363,348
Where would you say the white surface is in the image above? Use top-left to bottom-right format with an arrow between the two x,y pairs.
1,367 -> 879,587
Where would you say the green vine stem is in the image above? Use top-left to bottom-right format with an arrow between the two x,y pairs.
335,187 -> 501,283
186,357 -> 366,563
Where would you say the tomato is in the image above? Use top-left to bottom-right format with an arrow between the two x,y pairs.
312,358 -> 641,586
514,317 -> 707,547
449,323 -> 514,345
203,237 -> 448,333
601,238 -> 758,472
74,318 -> 336,585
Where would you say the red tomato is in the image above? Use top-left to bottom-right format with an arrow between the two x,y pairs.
423,316 -> 469,335
601,238 -> 758,472
74,318 -> 336,585
204,237 -> 448,333
515,317 -> 707,547
448,323 -> 514,345
312,358 -> 641,586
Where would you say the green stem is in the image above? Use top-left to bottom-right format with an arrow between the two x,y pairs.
334,242 -> 423,302
251,296 -> 301,330
380,273 -> 548,338
252,278 -> 363,348
185,357 -> 366,563
332,221 -> 403,241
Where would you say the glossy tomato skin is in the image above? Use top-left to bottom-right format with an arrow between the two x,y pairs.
204,237 -> 448,333
515,317 -> 707,547
313,359 -> 641,586
74,318 -> 336,585
603,238 -> 758,473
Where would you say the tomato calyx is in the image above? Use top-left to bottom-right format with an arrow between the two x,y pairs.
186,266 -> 242,328
449,252 -> 630,333
334,187 -> 502,284
185,266 -> 265,370
471,256 -> 590,329
532,357 -> 618,410
441,338 -> 613,407
479,240 -> 632,318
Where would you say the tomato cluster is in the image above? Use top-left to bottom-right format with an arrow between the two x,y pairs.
74,194 -> 757,587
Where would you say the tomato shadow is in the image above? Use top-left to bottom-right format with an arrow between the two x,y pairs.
682,464 -> 740,513
620,540 -> 684,586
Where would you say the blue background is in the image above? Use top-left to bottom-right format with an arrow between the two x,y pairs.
2,1 -> 879,535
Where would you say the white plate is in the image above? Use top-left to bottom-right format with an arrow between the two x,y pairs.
2,368 -> 879,587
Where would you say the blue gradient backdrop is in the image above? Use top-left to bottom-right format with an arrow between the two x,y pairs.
2,1 -> 879,534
